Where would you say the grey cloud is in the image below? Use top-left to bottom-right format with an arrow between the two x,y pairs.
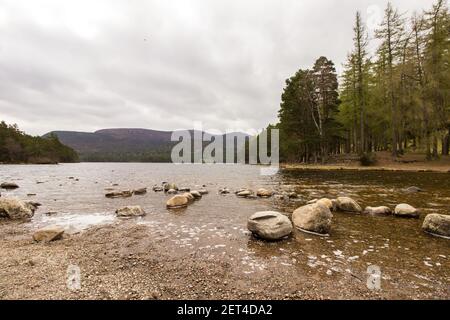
0,0 -> 433,135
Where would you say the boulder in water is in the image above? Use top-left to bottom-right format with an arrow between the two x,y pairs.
247,211 -> 293,241
116,206 -> 146,217
166,195 -> 189,209
292,203 -> 333,235
256,188 -> 273,198
422,214 -> 450,238
198,189 -> 209,195
237,190 -> 253,198
336,197 -> 362,213
394,204 -> 419,218
190,190 -> 202,199
105,191 -> 133,198
133,188 -> 147,195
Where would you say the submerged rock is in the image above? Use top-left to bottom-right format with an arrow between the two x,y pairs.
105,191 -> 133,198
0,198 -> 36,220
403,186 -> 423,193
133,188 -> 147,195
166,195 -> 189,209
179,187 -> 191,192
198,189 -> 209,195
364,206 -> 392,215
394,204 -> 419,218
336,197 -> 362,213
167,189 -> 178,195
256,188 -> 273,198
247,211 -> 293,241
422,214 -> 450,238
152,186 -> 164,192
116,206 -> 146,217
1,182 -> 19,189
292,203 -> 333,235
33,225 -> 65,242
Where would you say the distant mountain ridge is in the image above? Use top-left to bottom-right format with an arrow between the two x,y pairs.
45,128 -> 250,162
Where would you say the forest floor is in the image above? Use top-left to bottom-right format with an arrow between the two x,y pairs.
282,152 -> 450,173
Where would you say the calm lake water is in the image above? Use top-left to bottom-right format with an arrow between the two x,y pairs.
1,163 -> 449,298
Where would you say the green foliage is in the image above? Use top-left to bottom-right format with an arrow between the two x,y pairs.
338,0 -> 449,158
0,121 -> 79,164
277,57 -> 341,162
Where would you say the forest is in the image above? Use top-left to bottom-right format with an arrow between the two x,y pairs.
0,121 -> 79,164
277,0 -> 449,163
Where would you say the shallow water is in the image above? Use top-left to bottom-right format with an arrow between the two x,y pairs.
1,163 -> 449,297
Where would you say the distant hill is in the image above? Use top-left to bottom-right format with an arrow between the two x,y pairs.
0,121 -> 79,164
45,128 -> 250,162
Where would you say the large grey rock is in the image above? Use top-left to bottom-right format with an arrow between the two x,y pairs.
363,206 -> 392,215
166,195 -> 189,209
292,203 -> 333,235
115,206 -> 146,217
0,198 -> 36,220
336,197 -> 362,213
247,211 -> 293,241
33,225 -> 65,242
422,214 -> 450,238
394,204 -> 419,218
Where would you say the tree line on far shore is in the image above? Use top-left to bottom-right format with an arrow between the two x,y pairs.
276,0 -> 449,163
0,121 -> 79,164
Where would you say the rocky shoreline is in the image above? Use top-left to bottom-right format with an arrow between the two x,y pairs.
0,178 -> 449,300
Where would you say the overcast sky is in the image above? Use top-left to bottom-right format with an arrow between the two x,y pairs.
0,0 -> 437,135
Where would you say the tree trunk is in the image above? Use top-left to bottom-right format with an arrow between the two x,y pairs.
443,128 -> 450,156
432,136 -> 438,158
